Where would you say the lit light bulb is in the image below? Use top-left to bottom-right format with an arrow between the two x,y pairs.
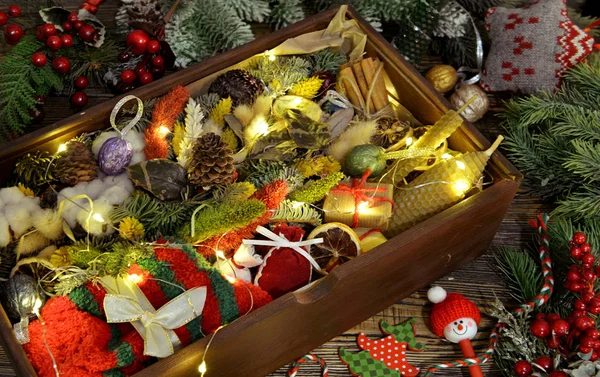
158,125 -> 170,136
455,160 -> 466,170
33,298 -> 43,316
198,361 -> 207,375
441,153 -> 453,160
127,274 -> 144,284
291,97 -> 303,107
405,137 -> 413,146
57,144 -> 67,153
267,52 -> 276,61
250,116 -> 269,137
215,251 -> 226,260
92,213 -> 105,223
452,179 -> 470,196
357,201 -> 370,214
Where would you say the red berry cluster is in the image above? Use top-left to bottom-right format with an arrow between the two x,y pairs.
514,357 -> 564,377
116,29 -> 167,92
1,5 -> 23,46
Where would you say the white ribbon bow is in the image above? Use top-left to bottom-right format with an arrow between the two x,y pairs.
217,243 -> 263,282
102,276 -> 206,358
243,226 -> 323,270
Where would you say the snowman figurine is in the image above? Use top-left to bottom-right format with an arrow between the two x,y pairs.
428,286 -> 483,377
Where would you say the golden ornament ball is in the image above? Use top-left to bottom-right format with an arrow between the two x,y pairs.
425,65 -> 458,93
449,85 -> 489,122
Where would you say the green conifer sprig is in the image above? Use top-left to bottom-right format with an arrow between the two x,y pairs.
310,49 -> 348,75
268,0 -> 305,30
225,0 -> 271,22
0,36 -> 63,139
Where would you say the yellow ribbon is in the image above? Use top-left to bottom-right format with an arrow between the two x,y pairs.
102,276 -> 206,358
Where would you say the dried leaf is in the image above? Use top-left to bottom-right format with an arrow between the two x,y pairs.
224,114 -> 245,142
286,109 -> 330,150
327,108 -> 354,139
127,159 -> 189,201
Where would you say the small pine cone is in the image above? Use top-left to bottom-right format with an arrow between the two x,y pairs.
55,141 -> 98,186
208,69 -> 263,107
188,133 -> 235,190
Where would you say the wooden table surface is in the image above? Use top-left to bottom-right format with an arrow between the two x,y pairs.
0,1 -> 550,376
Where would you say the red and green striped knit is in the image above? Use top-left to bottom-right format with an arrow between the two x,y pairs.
24,245 -> 272,377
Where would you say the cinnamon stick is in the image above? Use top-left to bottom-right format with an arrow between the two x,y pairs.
371,58 -> 390,111
351,62 -> 374,113
360,58 -> 385,111
337,64 -> 364,109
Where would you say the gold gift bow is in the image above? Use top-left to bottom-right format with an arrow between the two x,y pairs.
102,276 -> 207,358
243,226 -> 323,271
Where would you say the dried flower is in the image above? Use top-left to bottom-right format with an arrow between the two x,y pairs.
296,156 -> 341,178
119,216 -> 145,240
50,246 -> 71,267
17,183 -> 34,197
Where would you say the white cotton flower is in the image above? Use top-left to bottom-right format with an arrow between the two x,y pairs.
0,187 -> 25,205
124,130 -> 145,152
77,199 -> 114,236
85,178 -> 106,200
101,186 -> 132,206
0,215 -> 11,247
3,204 -> 33,236
130,151 -> 145,165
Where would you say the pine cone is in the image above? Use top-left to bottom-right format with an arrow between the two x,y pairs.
125,0 -> 162,24
208,69 -> 263,107
188,133 -> 235,190
55,142 -> 98,186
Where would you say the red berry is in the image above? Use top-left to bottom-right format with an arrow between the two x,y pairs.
134,65 -> 147,76
52,57 -> 70,74
149,66 -> 164,78
573,232 -> 587,245
583,263 -> 593,270
67,12 -> 78,22
571,247 -> 583,260
583,269 -> 596,281
580,346 -> 593,353
551,319 -> 570,336
126,30 -> 150,55
582,336 -> 596,348
29,106 -> 45,124
533,356 -> 552,372
536,313 -> 546,320
583,292 -> 595,303
571,282 -> 584,292
60,34 -> 73,48
567,270 -> 581,281
31,52 -> 47,67
582,243 -> 592,254
575,299 -> 588,311
152,55 -> 164,68
7,5 -> 21,17
70,91 -> 88,107
595,266 -> 600,276
583,254 -> 595,264
546,313 -> 561,323
138,71 -> 153,85
118,51 -> 131,62
120,70 -> 136,84
35,27 -> 46,42
4,24 -> 23,44
61,21 -> 73,32
73,20 -> 83,30
0,11 -> 8,27
549,372 -> 568,377
589,306 -> 600,315
41,24 -> 57,38
514,360 -> 532,377
572,309 -> 587,318
546,337 -> 559,349
146,40 -> 160,54
34,95 -> 46,104
78,25 -> 96,42
591,352 -> 599,361
75,76 -> 88,89
531,319 -> 551,338
575,316 -> 595,331
46,35 -> 62,51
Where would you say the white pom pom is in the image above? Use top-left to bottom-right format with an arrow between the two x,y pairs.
427,286 -> 447,304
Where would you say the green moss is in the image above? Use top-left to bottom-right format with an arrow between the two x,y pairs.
288,171 -> 345,204
189,199 -> 266,242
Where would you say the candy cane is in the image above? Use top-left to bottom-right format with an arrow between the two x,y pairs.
288,353 -> 329,377
424,213 -> 553,376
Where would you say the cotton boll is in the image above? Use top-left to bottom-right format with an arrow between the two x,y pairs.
19,232 -> 49,256
0,197 -> 5,208
77,199 -> 114,236
92,131 -> 120,156
18,197 -> 41,214
0,187 -> 25,205
124,130 -> 145,152
32,209 -> 64,241
130,151 -> 145,165
3,204 -> 33,236
101,186 -> 132,206
0,215 -> 10,247
60,201 -> 80,229
85,178 -> 106,200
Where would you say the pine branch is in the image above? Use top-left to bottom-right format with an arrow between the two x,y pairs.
563,140 -> 600,182
268,0 -> 305,30
492,246 -> 542,303
61,40 -> 121,94
310,49 -> 348,75
270,200 -> 322,225
225,0 -> 270,23
243,159 -> 305,190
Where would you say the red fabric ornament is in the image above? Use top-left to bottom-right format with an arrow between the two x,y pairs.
255,224 -> 312,299
357,334 -> 419,376
428,289 -> 481,338
481,0 -> 594,93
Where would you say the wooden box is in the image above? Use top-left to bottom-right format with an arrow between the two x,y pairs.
0,6 -> 521,377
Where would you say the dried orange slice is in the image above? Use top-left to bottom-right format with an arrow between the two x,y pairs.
307,222 -> 361,273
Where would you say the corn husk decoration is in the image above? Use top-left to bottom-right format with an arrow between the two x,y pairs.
386,136 -> 503,236
381,96 -> 477,184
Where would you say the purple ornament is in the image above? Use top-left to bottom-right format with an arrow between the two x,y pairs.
98,137 -> 133,175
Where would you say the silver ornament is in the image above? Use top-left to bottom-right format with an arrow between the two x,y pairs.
0,274 -> 45,321
450,85 -> 489,123
98,137 -> 134,175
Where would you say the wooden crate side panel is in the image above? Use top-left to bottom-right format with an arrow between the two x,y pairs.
133,179 -> 519,377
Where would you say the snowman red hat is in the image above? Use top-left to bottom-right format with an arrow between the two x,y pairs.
427,286 -> 481,338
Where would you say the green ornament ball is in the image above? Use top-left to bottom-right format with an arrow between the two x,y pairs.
343,144 -> 387,177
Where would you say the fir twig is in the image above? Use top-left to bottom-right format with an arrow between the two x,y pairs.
492,246 -> 542,303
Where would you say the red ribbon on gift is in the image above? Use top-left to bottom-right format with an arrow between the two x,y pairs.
330,169 -> 395,228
